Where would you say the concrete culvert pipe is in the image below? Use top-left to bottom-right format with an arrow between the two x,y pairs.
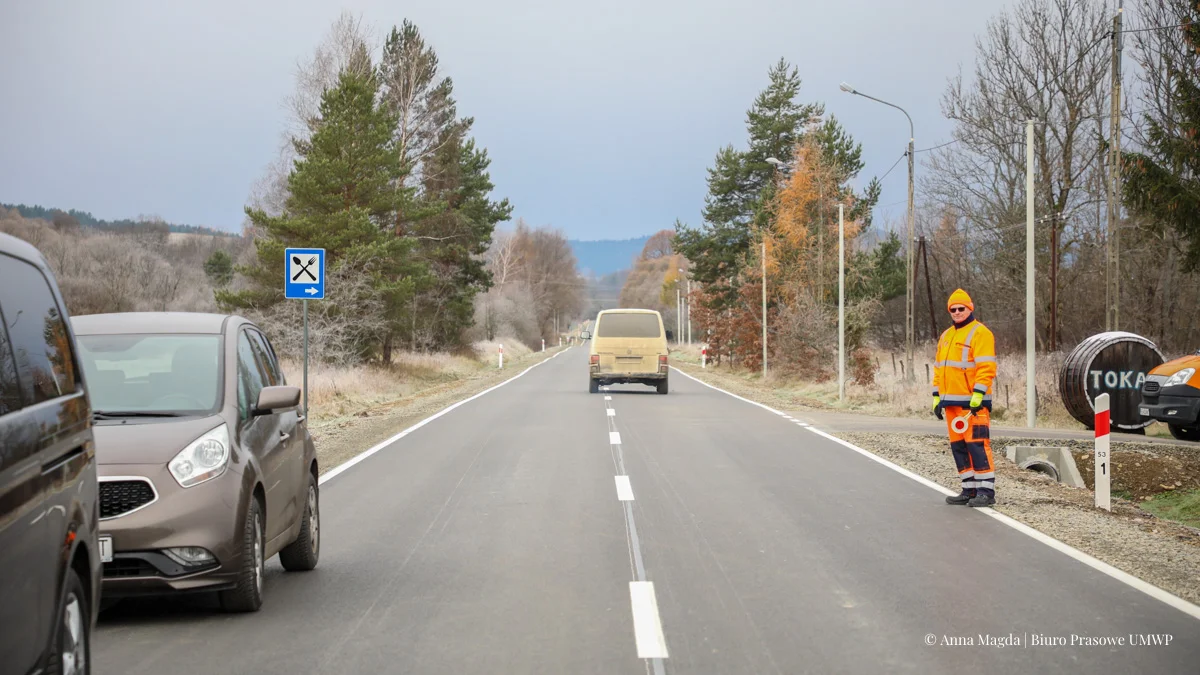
1019,458 -> 1060,482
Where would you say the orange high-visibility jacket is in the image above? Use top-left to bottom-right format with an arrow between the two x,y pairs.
932,318 -> 997,407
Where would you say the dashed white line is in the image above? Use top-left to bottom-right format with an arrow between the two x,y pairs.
629,582 -> 669,659
614,475 -> 635,501
609,431 -> 622,445
607,408 -> 616,417
605,395 -> 612,400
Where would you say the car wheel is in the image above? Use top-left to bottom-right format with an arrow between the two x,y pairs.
279,473 -> 320,572
589,378 -> 599,394
219,498 -> 264,612
656,377 -> 669,395
46,568 -> 90,675
1168,424 -> 1200,441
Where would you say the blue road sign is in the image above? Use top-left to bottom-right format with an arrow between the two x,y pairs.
284,248 -> 325,300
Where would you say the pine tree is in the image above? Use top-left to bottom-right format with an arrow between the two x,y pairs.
218,61 -> 424,360
1121,2 -> 1200,269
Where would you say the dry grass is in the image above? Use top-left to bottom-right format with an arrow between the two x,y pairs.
671,341 -> 1175,436
280,336 -> 541,422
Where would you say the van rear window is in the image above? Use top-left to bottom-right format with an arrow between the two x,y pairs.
596,313 -> 661,338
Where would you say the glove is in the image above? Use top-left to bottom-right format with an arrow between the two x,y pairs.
969,391 -> 984,414
932,395 -> 943,420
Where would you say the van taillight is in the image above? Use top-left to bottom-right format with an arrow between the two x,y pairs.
590,355 -> 600,365
659,355 -> 668,365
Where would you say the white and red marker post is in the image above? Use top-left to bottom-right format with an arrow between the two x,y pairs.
542,338 -> 545,352
499,343 -> 504,369
702,344 -> 707,369
1094,393 -> 1111,511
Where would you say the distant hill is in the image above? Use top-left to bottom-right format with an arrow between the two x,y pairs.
2,202 -> 238,238
569,236 -> 651,277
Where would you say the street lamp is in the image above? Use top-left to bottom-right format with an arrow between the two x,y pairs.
841,81 -> 916,382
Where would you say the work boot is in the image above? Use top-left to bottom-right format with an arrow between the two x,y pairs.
945,491 -> 975,505
968,493 -> 996,507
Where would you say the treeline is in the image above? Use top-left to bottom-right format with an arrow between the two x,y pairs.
1,202 -> 235,238
905,0 -> 1200,355
473,220 -> 585,347
218,13 -> 578,364
669,58 -> 895,380
663,0 -> 1200,381
0,207 -> 248,315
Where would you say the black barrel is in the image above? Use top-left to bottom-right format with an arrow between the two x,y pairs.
1058,331 -> 1165,430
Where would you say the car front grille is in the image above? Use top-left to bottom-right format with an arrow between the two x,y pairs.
103,558 -> 158,578
99,479 -> 156,519
1143,381 -> 1162,395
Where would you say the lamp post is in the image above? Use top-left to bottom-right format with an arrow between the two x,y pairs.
841,81 -> 915,382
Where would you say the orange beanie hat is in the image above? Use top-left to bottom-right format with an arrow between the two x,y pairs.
947,288 -> 974,311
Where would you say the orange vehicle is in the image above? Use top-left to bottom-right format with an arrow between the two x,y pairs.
1139,351 -> 1200,441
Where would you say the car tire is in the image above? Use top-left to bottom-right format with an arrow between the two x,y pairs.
279,473 -> 320,572
656,377 -> 669,395
219,498 -> 265,613
46,567 -> 90,675
1168,424 -> 1200,441
589,378 -> 599,394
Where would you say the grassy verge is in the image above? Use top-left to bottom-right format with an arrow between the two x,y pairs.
1140,488 -> 1200,529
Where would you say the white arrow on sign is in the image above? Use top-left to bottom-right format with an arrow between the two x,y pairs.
305,287 -> 318,295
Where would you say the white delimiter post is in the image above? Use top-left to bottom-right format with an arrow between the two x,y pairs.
499,344 -> 504,369
1095,393 -> 1111,511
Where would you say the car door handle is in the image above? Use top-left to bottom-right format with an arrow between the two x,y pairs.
279,431 -> 290,442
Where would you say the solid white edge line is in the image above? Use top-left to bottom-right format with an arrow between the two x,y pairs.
609,431 -> 622,445
670,365 -> 1200,622
615,475 -> 635,501
607,408 -> 616,417
629,581 -> 669,659
318,348 -> 571,485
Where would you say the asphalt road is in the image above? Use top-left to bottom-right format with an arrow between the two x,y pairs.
95,347 -> 1200,674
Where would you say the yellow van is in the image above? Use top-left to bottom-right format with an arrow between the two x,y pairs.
585,309 -> 669,394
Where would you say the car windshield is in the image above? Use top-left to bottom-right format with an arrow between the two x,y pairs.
596,314 -> 661,338
76,334 -> 222,415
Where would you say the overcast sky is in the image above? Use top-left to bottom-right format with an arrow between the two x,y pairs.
1,0 -> 1016,241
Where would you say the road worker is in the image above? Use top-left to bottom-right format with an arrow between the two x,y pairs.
931,288 -> 998,507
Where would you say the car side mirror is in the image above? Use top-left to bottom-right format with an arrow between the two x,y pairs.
254,385 -> 301,416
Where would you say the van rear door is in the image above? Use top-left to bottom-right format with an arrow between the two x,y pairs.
593,313 -> 664,374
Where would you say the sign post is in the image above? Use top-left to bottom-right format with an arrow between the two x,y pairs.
1095,392 -> 1111,511
284,248 -> 326,421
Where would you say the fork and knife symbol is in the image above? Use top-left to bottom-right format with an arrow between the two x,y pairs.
291,255 -> 318,282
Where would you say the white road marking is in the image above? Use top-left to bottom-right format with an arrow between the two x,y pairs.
607,408 -> 616,417
319,348 -> 572,485
629,582 -> 669,659
615,475 -> 635,501
609,431 -> 622,445
670,365 -> 1200,623
605,395 -> 612,400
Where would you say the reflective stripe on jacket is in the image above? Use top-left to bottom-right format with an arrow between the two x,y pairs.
932,319 -> 997,406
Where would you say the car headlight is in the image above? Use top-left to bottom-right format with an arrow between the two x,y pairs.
1165,368 -> 1196,387
168,424 -> 230,488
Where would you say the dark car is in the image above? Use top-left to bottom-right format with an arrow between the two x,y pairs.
0,232 -> 101,675
71,312 -> 319,612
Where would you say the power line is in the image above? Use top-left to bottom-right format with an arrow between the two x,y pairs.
878,151 -> 908,182
915,139 -> 961,153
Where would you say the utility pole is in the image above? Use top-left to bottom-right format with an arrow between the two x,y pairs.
921,237 -> 936,341
1050,212 -> 1058,351
686,277 -> 692,344
1106,1 -> 1124,331
762,240 -> 768,378
838,204 -> 846,402
906,138 -> 915,381
1026,119 -> 1037,429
